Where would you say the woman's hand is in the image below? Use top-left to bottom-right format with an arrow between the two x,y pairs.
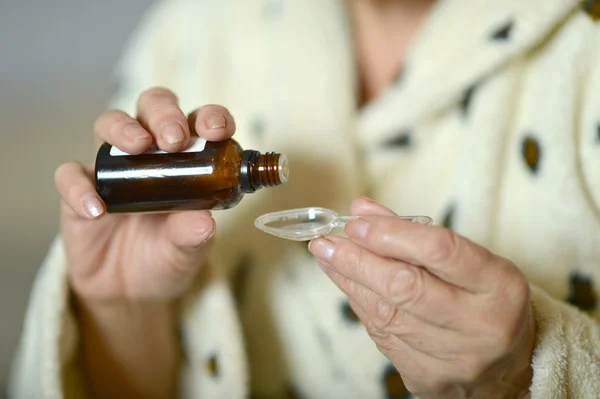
53,87 -> 237,398
55,87 -> 236,301
309,197 -> 535,399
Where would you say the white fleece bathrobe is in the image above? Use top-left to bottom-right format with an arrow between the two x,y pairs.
9,0 -> 600,398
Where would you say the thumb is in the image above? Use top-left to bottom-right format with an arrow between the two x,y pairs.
166,210 -> 215,251
349,196 -> 398,217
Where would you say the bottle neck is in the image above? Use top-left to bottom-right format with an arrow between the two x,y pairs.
241,150 -> 289,193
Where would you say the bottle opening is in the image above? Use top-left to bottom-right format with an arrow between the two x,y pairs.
278,154 -> 289,184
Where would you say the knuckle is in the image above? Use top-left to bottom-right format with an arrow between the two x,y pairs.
151,105 -> 185,125
485,270 -> 531,354
139,87 -> 175,102
371,300 -> 398,331
137,87 -> 178,112
387,267 -> 416,303
364,319 -> 383,338
406,270 -> 427,311
366,218 -> 393,245
366,322 -> 398,350
108,118 -> 138,139
390,268 -> 425,313
422,228 -> 460,262
54,161 -> 79,185
340,277 -> 359,298
93,110 -> 120,134
504,267 -> 530,300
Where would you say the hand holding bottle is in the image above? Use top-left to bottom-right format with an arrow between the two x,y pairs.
53,87 -> 247,397
54,88 -> 237,301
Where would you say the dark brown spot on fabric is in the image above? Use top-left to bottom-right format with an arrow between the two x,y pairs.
442,204 -> 456,230
490,20 -> 514,41
206,354 -> 219,377
568,272 -> 597,311
583,0 -> 600,21
383,364 -> 410,399
522,136 -> 541,173
382,131 -> 412,148
460,85 -> 477,117
341,300 -> 361,324
285,384 -> 301,399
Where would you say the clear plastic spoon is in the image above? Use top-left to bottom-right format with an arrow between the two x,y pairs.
254,207 -> 433,241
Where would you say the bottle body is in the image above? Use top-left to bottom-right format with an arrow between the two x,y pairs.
95,138 -> 288,213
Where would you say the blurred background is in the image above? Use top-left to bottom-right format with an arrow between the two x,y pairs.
0,1 -> 153,393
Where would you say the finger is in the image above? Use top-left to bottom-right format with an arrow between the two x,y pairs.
165,211 -> 216,252
342,292 -> 465,363
136,87 -> 191,152
310,235 -> 468,328
345,297 -> 484,397
188,104 -> 236,142
346,300 -> 424,393
55,161 -> 106,220
319,262 -> 459,362
345,216 -> 500,293
348,297 -> 510,398
349,196 -> 398,217
93,109 -> 153,154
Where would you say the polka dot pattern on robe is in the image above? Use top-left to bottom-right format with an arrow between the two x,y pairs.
489,20 -> 514,41
583,0 -> 600,21
567,272 -> 597,311
441,204 -> 456,230
382,364 -> 410,399
521,136 -> 542,174
206,354 -> 219,377
381,131 -> 412,149
460,85 -> 477,117
341,300 -> 361,324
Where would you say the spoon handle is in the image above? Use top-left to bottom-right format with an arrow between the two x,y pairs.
332,216 -> 359,228
332,215 -> 433,229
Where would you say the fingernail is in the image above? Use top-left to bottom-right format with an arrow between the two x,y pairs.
81,194 -> 104,218
124,124 -> 148,142
308,238 -> 336,262
346,219 -> 369,239
205,113 -> 227,129
161,122 -> 185,144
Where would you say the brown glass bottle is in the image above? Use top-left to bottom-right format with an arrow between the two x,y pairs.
95,138 -> 289,213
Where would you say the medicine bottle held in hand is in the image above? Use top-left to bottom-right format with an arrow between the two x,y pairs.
95,138 -> 289,213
